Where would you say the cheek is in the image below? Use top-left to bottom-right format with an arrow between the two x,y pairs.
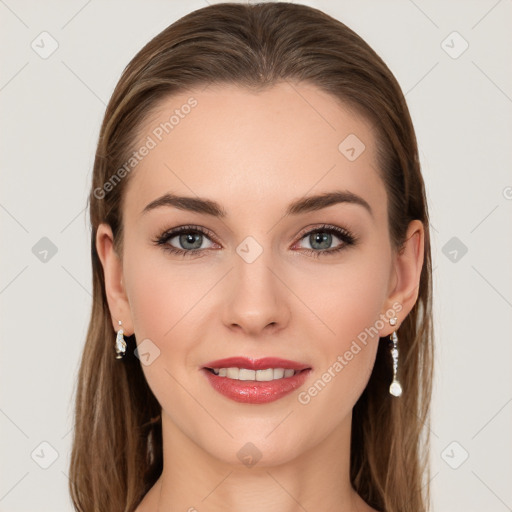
122,251 -> 208,426
124,245 -> 206,340
126,268 -> 174,340
299,253 -> 391,348
293,252 -> 390,407
122,246 -> 214,386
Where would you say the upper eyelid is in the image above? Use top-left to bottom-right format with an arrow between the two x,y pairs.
295,224 -> 351,238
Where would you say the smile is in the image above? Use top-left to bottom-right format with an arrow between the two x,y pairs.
201,356 -> 312,404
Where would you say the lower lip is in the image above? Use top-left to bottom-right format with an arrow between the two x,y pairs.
202,368 -> 312,404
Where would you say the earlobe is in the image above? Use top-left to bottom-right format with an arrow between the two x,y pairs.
382,220 -> 425,335
95,223 -> 134,335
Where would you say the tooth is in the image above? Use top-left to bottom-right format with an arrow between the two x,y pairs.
226,367 -> 239,379
239,369 -> 256,380
215,367 -> 300,381
256,368 -> 274,381
273,368 -> 285,379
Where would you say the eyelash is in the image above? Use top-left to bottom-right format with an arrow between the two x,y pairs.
153,223 -> 357,259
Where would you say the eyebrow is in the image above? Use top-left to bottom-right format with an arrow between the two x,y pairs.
142,190 -> 373,218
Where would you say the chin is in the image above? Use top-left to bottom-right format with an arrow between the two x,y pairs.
199,429 -> 310,469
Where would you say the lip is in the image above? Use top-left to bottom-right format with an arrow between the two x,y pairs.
202,356 -> 311,371
201,356 -> 312,404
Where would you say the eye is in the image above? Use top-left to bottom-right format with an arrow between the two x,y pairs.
293,224 -> 357,257
153,225 -> 217,257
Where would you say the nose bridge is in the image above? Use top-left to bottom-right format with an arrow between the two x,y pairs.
224,233 -> 290,332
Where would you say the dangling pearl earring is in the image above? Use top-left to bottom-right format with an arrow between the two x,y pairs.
115,320 -> 127,359
388,317 -> 402,397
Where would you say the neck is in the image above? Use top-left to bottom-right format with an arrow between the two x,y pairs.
137,410 -> 370,512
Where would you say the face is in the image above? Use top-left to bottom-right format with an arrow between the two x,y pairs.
106,82 -> 405,466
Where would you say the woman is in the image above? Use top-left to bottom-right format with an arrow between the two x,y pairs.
69,3 -> 434,511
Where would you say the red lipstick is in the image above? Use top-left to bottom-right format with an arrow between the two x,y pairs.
201,356 -> 312,404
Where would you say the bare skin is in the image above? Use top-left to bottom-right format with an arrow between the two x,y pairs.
96,81 -> 424,512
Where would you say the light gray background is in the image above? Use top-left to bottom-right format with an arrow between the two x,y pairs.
1,1 -> 511,511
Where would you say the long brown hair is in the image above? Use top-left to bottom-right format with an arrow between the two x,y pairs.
69,3 -> 434,511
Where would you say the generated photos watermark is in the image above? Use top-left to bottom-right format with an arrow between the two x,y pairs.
93,96 -> 198,200
297,301 -> 403,405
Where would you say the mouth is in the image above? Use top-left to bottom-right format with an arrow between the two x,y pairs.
201,356 -> 312,404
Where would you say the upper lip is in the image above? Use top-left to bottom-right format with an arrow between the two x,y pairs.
202,356 -> 311,371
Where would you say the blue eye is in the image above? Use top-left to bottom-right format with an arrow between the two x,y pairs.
154,223 -> 357,258
167,231 -> 212,251
154,225 -> 216,258
294,225 -> 356,257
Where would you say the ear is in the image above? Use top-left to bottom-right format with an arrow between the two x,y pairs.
380,219 -> 425,336
95,223 -> 134,335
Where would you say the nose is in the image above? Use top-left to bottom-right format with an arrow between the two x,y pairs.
221,240 -> 291,336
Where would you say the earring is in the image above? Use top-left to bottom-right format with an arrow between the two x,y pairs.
115,320 -> 127,359
388,317 -> 402,397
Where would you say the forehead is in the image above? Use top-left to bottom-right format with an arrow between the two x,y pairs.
123,82 -> 386,222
